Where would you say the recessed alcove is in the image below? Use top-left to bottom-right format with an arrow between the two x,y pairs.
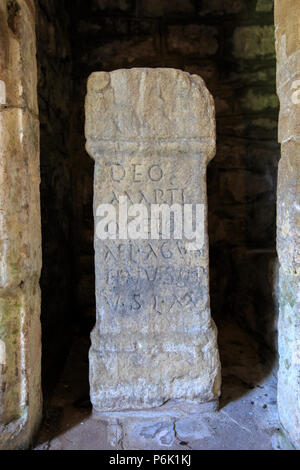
2,0 -> 299,451
32,0 -> 283,450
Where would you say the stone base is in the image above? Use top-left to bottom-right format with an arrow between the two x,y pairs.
0,410 -> 42,450
92,399 -> 219,421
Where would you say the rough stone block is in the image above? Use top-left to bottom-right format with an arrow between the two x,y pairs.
167,25 -> 219,57
277,141 -> 300,271
275,0 -> 300,448
198,0 -> 244,16
233,26 -> 275,59
277,70 -> 300,143
0,0 -> 41,450
275,0 -> 300,56
0,108 -> 41,290
256,0 -> 273,13
86,36 -> 158,69
85,68 -> 221,412
0,0 -> 38,113
91,0 -> 134,13
0,277 -> 41,449
136,0 -> 195,17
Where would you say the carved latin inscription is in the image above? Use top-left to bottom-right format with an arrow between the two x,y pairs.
85,68 -> 221,411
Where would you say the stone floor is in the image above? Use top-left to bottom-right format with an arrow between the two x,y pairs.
34,321 -> 294,450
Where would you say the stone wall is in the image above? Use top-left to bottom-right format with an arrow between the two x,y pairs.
0,0 -> 42,449
36,0 -> 74,394
275,0 -> 300,450
0,0 -> 285,449
69,0 -> 280,349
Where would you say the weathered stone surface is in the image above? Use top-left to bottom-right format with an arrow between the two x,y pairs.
124,420 -> 176,448
136,0 -> 195,17
85,68 -> 221,412
0,0 -> 38,113
233,26 -> 275,59
34,320 -> 281,450
198,0 -> 244,16
91,0 -> 134,13
85,36 -> 158,70
167,25 -> 219,57
275,0 -> 300,450
0,0 -> 42,450
276,140 -> 300,449
256,0 -> 273,13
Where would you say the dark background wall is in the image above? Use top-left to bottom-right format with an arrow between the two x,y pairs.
36,0 -> 280,393
36,0 -> 74,394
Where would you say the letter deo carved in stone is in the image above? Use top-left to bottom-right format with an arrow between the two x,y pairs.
107,162 -> 164,183
85,68 -> 221,412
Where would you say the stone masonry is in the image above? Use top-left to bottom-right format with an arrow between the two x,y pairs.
0,0 -> 42,450
275,0 -> 300,450
85,68 -> 221,412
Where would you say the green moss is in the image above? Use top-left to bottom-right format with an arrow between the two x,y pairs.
241,89 -> 279,112
256,0 -> 273,13
233,26 -> 276,59
7,248 -> 22,279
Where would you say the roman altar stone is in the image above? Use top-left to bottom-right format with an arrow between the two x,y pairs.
85,68 -> 221,412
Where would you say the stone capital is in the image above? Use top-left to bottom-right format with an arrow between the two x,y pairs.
85,68 -> 216,162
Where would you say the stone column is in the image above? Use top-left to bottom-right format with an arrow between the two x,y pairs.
85,68 -> 221,412
275,0 -> 300,449
0,0 -> 42,449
